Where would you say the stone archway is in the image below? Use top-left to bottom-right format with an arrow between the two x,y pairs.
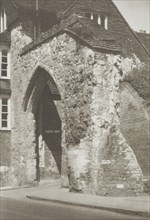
23,67 -> 60,113
23,67 -> 62,183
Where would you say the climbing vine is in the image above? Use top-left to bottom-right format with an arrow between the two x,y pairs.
124,64 -> 150,105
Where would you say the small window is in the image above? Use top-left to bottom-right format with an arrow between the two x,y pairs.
85,12 -> 108,29
0,8 -> 7,32
0,97 -> 11,130
0,47 -> 10,79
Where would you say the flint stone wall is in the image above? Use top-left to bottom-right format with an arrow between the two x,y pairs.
10,25 -> 143,195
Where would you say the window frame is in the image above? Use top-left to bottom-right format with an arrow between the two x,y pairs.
0,95 -> 11,130
85,12 -> 108,29
0,7 -> 7,33
0,45 -> 10,79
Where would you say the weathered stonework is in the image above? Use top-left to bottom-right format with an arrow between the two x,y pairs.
8,24 -> 144,196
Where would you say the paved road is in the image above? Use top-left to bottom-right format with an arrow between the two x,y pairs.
0,197 -> 147,220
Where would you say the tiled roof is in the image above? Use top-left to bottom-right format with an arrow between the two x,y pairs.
76,17 -> 115,41
109,32 -> 150,60
20,14 -> 121,56
64,0 -> 111,16
110,0 -> 150,60
11,0 -> 75,13
10,0 -> 111,14
5,0 -> 149,60
67,17 -> 120,51
135,32 -> 150,53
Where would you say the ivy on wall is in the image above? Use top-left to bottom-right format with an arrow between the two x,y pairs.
124,64 -> 150,106
64,64 -> 94,147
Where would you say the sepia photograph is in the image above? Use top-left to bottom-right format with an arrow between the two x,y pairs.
0,0 -> 150,219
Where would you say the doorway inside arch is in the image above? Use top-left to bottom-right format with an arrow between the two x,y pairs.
35,84 -> 62,182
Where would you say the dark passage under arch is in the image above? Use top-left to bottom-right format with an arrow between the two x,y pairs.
23,67 -> 62,182
23,67 -> 61,113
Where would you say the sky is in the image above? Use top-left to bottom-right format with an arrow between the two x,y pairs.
113,0 -> 150,33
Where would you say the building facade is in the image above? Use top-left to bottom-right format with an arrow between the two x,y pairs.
0,0 -> 150,196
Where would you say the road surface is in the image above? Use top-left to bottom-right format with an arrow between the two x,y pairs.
0,197 -> 147,220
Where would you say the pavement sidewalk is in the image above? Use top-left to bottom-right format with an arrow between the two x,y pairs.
27,186 -> 150,218
1,183 -> 150,218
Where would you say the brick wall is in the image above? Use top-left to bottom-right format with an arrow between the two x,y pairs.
120,82 -> 150,177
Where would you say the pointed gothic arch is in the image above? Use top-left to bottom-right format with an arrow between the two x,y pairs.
23,66 -> 61,114
22,66 -> 62,181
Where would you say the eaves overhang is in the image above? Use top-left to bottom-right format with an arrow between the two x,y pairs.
20,14 -> 121,56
